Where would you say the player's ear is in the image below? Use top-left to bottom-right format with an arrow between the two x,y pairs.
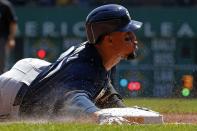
109,35 -> 113,43
103,34 -> 113,44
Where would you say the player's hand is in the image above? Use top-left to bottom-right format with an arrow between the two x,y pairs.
7,39 -> 15,49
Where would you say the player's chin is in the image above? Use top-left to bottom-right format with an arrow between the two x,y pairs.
126,52 -> 136,60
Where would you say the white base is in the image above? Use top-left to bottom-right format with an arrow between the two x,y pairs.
97,106 -> 163,124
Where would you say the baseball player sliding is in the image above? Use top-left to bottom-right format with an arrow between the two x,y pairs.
0,4 -> 143,124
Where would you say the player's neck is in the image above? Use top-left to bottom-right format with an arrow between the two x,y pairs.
95,44 -> 121,71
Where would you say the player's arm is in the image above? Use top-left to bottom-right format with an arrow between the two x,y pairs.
95,66 -> 125,108
6,4 -> 18,48
7,21 -> 17,48
95,81 -> 125,108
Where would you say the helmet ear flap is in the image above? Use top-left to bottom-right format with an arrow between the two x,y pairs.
86,19 -> 121,44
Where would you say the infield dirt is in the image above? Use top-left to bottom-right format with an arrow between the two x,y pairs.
164,113 -> 197,124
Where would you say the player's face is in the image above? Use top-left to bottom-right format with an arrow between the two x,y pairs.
110,32 -> 138,59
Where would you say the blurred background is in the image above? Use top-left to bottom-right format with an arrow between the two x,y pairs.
8,0 -> 197,98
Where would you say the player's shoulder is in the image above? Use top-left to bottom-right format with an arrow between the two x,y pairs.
60,42 -> 106,78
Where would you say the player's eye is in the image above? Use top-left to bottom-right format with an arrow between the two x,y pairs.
124,36 -> 133,42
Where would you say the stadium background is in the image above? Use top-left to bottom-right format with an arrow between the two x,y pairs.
8,0 -> 197,98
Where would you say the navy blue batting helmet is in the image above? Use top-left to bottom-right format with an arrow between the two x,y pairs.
86,4 -> 142,44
